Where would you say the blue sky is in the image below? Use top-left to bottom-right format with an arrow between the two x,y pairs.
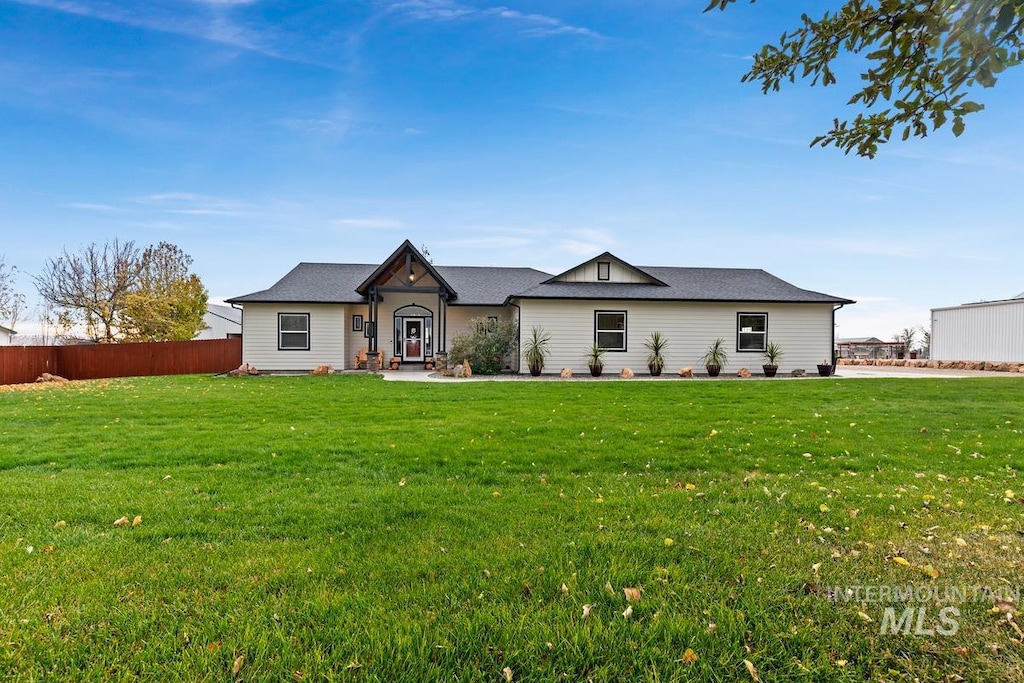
2,0 -> 1023,339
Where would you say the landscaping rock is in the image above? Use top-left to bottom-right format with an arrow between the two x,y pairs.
791,368 -> 806,377
35,372 -> 68,383
311,365 -> 332,375
737,367 -> 751,378
560,368 -> 573,378
620,368 -> 634,378
678,367 -> 693,378
463,360 -> 472,378
227,363 -> 259,377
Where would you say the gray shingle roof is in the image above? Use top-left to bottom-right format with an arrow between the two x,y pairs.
226,263 -> 551,306
513,266 -> 853,304
227,261 -> 852,306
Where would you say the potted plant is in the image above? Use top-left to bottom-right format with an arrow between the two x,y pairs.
523,326 -> 551,377
586,342 -> 607,377
817,358 -> 834,377
762,341 -> 782,377
644,331 -> 668,376
701,338 -> 728,377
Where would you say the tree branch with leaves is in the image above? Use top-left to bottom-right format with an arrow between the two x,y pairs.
706,0 -> 1024,157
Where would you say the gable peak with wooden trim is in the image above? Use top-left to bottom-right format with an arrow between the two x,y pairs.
543,252 -> 668,286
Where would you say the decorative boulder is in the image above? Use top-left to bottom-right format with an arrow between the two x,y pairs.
620,367 -> 634,378
227,363 -> 259,377
560,367 -> 573,379
312,364 -> 332,375
791,368 -> 806,377
452,364 -> 465,378
737,367 -> 751,378
463,360 -> 472,378
35,372 -> 68,383
678,367 -> 693,378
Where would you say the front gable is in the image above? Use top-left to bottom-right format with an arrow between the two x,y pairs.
355,240 -> 457,299
544,252 -> 668,286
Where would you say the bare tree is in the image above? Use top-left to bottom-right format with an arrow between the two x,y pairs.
34,240 -> 143,343
0,255 -> 25,330
894,327 -> 918,358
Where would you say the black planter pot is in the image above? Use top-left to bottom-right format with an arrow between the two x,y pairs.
762,364 -> 778,378
529,364 -> 542,377
589,365 -> 603,377
706,365 -> 721,377
648,364 -> 663,377
817,364 -> 833,377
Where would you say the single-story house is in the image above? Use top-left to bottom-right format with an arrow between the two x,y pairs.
931,292 -> 1024,363
0,324 -> 15,345
196,304 -> 243,340
226,240 -> 853,374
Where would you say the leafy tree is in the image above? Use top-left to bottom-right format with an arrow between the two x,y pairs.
34,240 -> 208,343
122,242 -> 208,342
448,317 -> 519,375
0,255 -> 25,330
707,0 -> 1024,157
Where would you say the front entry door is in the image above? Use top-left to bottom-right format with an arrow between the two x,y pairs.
404,318 -> 424,361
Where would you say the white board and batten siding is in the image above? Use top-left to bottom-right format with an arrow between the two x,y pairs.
517,299 -> 835,374
241,303 -> 349,371
931,299 -> 1024,363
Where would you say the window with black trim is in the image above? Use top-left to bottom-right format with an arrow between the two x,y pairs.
595,311 -> 626,351
352,314 -> 363,332
279,313 -> 310,350
597,261 -> 611,281
737,313 -> 767,352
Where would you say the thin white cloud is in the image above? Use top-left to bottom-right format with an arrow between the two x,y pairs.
332,218 -> 404,230
132,192 -> 252,217
439,236 -> 533,249
10,0 -> 274,56
382,0 -> 603,40
68,202 -> 125,212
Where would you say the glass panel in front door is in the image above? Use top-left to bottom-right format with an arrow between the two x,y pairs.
404,319 -> 423,360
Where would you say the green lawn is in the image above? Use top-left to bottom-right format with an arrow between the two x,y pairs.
1,375 -> 1022,681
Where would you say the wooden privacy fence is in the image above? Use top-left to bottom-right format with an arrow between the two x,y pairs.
0,338 -> 242,386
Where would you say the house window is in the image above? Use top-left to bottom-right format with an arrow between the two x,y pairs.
737,313 -> 767,352
595,311 -> 626,351
597,261 -> 611,281
352,314 -> 363,332
278,313 -> 310,350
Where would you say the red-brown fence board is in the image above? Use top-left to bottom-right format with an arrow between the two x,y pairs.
0,339 -> 241,385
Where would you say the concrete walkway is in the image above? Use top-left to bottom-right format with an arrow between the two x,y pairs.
379,365 -> 1024,383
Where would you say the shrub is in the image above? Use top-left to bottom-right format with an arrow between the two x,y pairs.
448,317 -> 519,375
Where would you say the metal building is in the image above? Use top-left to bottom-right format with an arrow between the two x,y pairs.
931,293 -> 1024,362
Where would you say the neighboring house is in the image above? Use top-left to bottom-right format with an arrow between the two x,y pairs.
931,293 -> 1024,363
0,325 -> 15,345
227,240 -> 853,374
196,304 -> 243,340
836,337 -> 907,360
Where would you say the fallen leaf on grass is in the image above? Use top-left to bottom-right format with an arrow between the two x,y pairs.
398,477 -> 407,487
892,556 -> 911,567
207,641 -> 221,653
582,604 -> 592,618
232,655 -> 244,677
561,583 -> 569,595
680,648 -> 698,664
113,516 -> 129,527
604,581 -> 615,596
132,515 -> 142,527
664,538 -> 674,546
502,666 -> 513,682
623,587 -> 641,602
743,659 -> 761,681
685,483 -> 696,491
54,520 -> 66,529
622,605 -> 633,619
857,611 -> 873,623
